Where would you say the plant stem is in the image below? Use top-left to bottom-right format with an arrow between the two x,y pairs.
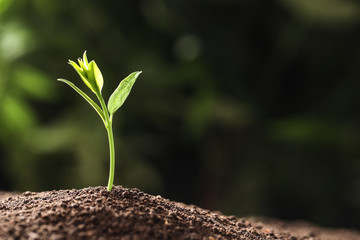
97,94 -> 116,191
105,121 -> 115,191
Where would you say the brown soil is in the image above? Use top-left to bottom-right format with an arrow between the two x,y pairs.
0,186 -> 359,240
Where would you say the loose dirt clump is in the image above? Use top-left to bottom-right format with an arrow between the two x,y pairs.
0,186 -> 359,239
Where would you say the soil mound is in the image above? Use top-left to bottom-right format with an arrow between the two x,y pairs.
0,186 -> 359,239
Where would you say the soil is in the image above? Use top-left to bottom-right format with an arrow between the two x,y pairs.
0,186 -> 359,240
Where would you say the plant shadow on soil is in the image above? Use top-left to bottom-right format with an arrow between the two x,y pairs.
0,186 -> 359,239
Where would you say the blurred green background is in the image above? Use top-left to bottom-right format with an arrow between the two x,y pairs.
1,0 -> 360,230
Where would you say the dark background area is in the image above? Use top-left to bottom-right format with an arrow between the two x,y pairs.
1,0 -> 360,230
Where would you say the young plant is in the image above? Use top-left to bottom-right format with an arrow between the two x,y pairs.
58,51 -> 141,191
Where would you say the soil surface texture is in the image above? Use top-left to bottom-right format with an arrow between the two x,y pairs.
0,186 -> 359,240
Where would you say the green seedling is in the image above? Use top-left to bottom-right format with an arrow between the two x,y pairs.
58,51 -> 141,191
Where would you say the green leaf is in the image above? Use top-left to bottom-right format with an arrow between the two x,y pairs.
107,71 -> 141,115
88,60 -> 103,94
57,78 -> 106,124
82,50 -> 89,69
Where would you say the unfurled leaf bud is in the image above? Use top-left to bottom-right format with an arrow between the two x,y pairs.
68,51 -> 103,95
